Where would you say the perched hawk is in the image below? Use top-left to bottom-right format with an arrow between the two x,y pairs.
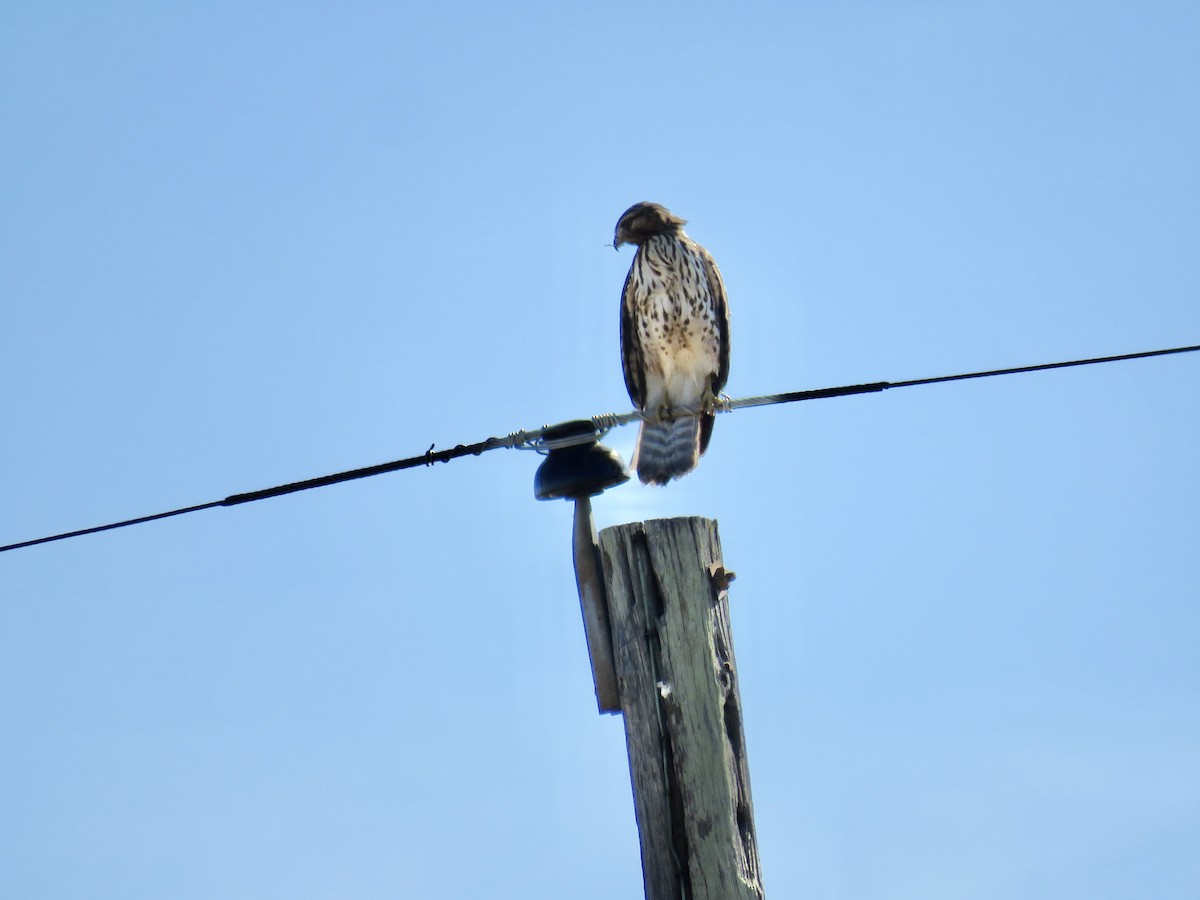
614,202 -> 730,485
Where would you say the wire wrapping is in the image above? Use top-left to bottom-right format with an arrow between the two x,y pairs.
3,342 -> 1197,553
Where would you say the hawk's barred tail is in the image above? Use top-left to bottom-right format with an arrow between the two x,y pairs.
632,417 -> 702,485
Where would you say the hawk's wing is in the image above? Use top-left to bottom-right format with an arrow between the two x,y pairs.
699,245 -> 731,394
620,261 -> 647,409
696,245 -> 729,458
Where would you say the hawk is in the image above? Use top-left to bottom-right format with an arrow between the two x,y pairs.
614,202 -> 730,485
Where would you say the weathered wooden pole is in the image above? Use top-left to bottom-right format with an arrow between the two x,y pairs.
598,517 -> 764,900
533,428 -> 761,895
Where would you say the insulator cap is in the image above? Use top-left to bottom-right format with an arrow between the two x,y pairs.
534,420 -> 630,500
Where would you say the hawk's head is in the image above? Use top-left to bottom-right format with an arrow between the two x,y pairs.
613,202 -> 688,249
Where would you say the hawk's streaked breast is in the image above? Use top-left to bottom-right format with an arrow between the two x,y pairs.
627,232 -> 723,414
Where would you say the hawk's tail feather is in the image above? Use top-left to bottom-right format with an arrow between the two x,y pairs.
632,416 -> 702,485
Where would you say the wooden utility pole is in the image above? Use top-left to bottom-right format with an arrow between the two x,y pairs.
597,517 -> 764,900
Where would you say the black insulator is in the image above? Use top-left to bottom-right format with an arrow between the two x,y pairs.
534,420 -> 630,500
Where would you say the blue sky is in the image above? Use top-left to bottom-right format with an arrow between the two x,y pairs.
2,3 -> 1198,898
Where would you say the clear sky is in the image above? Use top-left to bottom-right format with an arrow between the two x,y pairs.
2,3 -> 1198,898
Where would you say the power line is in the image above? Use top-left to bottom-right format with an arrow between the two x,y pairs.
592,342 -> 1200,426
0,438 -> 514,554
3,342 -> 1197,554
